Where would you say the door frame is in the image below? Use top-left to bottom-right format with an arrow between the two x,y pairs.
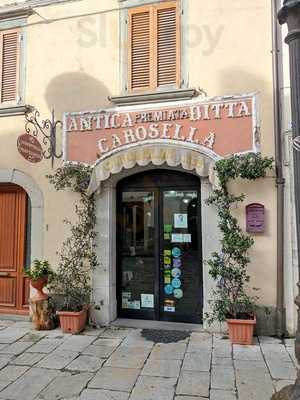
116,169 -> 203,323
0,183 -> 29,315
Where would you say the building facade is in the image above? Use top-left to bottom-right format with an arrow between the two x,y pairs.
0,0 -> 291,334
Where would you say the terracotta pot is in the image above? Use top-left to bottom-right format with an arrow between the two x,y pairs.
57,308 -> 87,334
30,276 -> 48,301
226,317 -> 256,345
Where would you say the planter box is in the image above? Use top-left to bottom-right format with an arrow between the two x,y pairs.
57,308 -> 87,334
227,317 -> 256,345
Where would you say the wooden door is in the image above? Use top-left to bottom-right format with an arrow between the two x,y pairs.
0,184 -> 29,315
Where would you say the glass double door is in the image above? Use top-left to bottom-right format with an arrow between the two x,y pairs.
117,170 -> 203,324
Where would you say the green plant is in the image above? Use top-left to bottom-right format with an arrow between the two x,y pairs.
205,153 -> 274,325
47,164 -> 98,312
24,259 -> 54,282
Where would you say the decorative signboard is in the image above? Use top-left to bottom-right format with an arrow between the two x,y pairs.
17,134 -> 43,163
246,203 -> 265,233
63,94 -> 259,164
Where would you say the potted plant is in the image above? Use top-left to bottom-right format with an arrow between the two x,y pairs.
49,258 -> 91,334
205,250 -> 258,345
24,260 -> 54,301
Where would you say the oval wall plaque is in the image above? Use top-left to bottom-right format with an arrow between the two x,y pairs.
17,134 -> 43,163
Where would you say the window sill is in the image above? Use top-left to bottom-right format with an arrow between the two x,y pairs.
0,104 -> 28,117
109,88 -> 200,106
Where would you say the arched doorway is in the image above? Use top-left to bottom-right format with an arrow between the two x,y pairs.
0,183 -> 29,314
116,169 -> 203,323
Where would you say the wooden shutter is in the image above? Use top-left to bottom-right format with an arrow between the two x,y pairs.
128,9 -> 151,91
156,4 -> 179,87
0,29 -> 20,103
128,1 -> 180,92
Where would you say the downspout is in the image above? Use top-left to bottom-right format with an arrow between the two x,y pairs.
272,0 -> 286,337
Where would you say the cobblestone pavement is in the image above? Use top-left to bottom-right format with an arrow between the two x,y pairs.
0,319 -> 298,400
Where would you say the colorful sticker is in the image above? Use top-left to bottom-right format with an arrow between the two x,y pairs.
183,234 -> 192,243
172,247 -> 182,258
127,301 -> 141,310
171,268 -> 181,278
174,288 -> 183,299
164,250 -> 171,256
171,234 -> 184,243
164,233 -> 171,240
164,269 -> 171,277
141,294 -> 154,308
174,213 -> 188,228
164,276 -> 171,284
164,224 -> 172,233
164,306 -> 175,313
172,278 -> 182,289
164,284 -> 174,295
164,256 -> 171,265
173,259 -> 182,268
164,299 -> 175,307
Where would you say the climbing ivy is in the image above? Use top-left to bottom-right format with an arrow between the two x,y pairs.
205,153 -> 274,324
47,164 -> 98,312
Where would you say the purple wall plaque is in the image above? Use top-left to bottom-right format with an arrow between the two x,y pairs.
246,203 -> 265,233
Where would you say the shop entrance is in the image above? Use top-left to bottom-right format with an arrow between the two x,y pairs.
117,170 -> 203,323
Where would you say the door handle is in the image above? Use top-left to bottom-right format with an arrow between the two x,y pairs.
0,272 -> 9,277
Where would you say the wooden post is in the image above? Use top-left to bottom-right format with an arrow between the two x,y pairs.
30,298 -> 56,330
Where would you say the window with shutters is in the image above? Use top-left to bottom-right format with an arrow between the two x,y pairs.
128,1 -> 180,93
0,28 -> 21,105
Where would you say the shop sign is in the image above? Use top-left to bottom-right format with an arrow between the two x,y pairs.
246,203 -> 265,233
63,94 -> 259,164
17,134 -> 43,163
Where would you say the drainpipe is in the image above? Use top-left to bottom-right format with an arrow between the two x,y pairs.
272,0 -> 286,338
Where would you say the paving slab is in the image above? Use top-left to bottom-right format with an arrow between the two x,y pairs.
0,355 -> 12,370
259,336 -> 282,344
26,338 -> 65,353
182,352 -> 211,372
89,367 -> 140,392
105,346 -> 151,369
38,371 -> 93,400
36,349 -> 79,369
101,328 -> 134,339
211,366 -> 235,390
284,339 -> 295,348
0,341 -> 34,356
57,335 -> 95,352
176,370 -> 210,397
93,338 -> 122,347
0,365 -> 29,383
0,367 -> 58,400
11,352 -> 46,366
129,376 -> 176,400
66,355 -> 104,372
82,344 -> 116,358
233,345 -> 264,361
82,327 -> 106,336
175,397 -> 207,400
141,358 -> 181,377
266,360 -> 297,380
286,346 -> 299,367
234,359 -> 269,372
212,356 -> 233,366
210,389 -> 237,400
274,380 -> 295,392
0,328 -> 29,344
80,389 -> 129,400
235,368 -> 275,400
150,343 -> 186,360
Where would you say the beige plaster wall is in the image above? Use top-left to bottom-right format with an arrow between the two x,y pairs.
0,0 -> 277,310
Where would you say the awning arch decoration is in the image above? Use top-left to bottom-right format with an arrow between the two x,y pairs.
87,141 -> 219,195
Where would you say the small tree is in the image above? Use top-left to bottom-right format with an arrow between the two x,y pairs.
47,164 -> 98,312
205,153 -> 274,325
